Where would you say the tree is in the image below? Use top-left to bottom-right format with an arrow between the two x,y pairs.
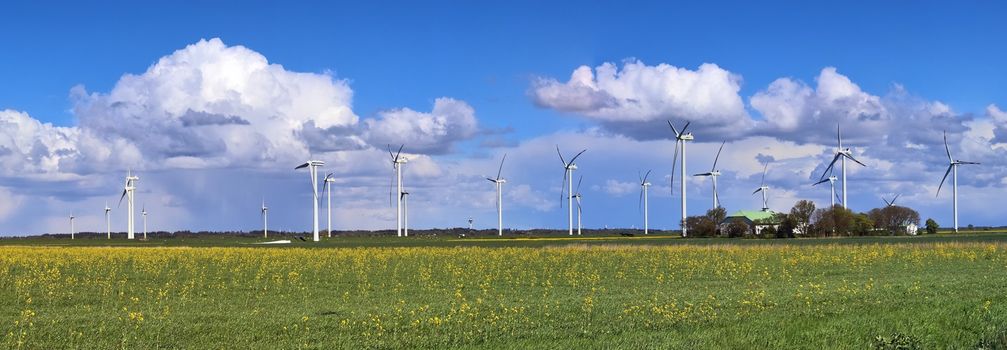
852,213 -> 874,236
925,218 -> 939,235
724,219 -> 750,238
812,205 -> 856,236
790,200 -> 816,236
774,212 -> 797,238
868,206 -> 921,235
685,215 -> 718,237
706,207 -> 727,228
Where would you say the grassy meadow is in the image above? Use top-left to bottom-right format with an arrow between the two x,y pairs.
2,234 -> 1007,348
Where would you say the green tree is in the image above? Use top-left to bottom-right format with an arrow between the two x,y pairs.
789,200 -> 815,236
925,218 -> 939,234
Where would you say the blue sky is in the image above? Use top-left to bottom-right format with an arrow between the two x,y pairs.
1,1 -> 1006,234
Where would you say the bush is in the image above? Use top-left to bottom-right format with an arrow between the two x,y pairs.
925,218 -> 939,235
724,220 -> 750,238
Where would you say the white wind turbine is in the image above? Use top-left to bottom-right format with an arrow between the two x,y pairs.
812,174 -> 841,209
141,204 -> 148,240
693,141 -> 726,210
668,121 -> 694,237
388,145 -> 408,237
638,170 -> 652,235
104,202 -> 111,239
557,146 -> 586,236
820,124 -> 866,210
118,170 -> 139,240
937,130 -> 980,232
572,176 -> 584,235
752,163 -> 770,211
486,154 -> 507,236
323,173 -> 335,238
69,213 -> 75,240
261,200 -> 269,238
295,160 -> 325,242
468,217 -> 474,230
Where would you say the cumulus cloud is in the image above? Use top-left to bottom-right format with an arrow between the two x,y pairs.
0,109 -> 81,176
363,97 -> 479,154
530,60 -> 754,139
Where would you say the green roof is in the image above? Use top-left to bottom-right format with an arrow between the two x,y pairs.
723,210 -> 779,223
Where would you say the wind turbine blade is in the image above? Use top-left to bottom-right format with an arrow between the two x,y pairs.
387,144 -> 395,161
576,175 -> 583,193
943,131 -> 953,162
820,153 -> 841,180
845,154 -> 867,167
712,140 -> 725,171
882,198 -> 891,207
294,162 -> 309,170
680,121 -> 691,135
389,171 -> 395,207
837,124 -> 842,149
568,149 -> 587,165
667,120 -> 679,137
936,164 -> 953,197
638,170 -> 642,184
959,161 -> 980,165
638,187 -> 644,213
394,144 -> 404,163
835,189 -> 843,205
670,140 -> 679,195
556,145 -> 566,166
496,153 -> 507,180
752,188 -> 763,195
760,163 -> 768,186
118,189 -> 127,207
693,172 -> 712,177
642,169 -> 652,184
892,194 -> 900,205
487,177 -> 497,182
812,178 -> 830,186
559,169 -> 568,208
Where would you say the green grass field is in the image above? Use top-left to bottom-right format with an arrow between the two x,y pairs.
2,233 -> 1006,349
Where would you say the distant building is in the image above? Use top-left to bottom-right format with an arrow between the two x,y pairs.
905,223 -> 919,236
719,210 -> 782,236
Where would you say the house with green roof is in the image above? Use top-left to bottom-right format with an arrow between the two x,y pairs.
719,210 -> 782,236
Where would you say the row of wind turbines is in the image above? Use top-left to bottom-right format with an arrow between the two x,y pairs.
77,121 -> 978,239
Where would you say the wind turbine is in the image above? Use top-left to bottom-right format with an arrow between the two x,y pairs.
820,124 -> 866,210
141,205 -> 148,240
638,170 -> 652,235
937,130 -> 979,232
295,160 -> 325,242
261,200 -> 269,238
388,145 -> 408,237
486,154 -> 507,236
694,140 -> 726,210
557,146 -> 586,236
118,170 -> 139,240
467,217 -> 474,230
573,176 -> 584,235
323,173 -> 335,238
69,213 -> 75,240
104,202 -> 111,239
668,121 -> 694,237
752,163 -> 770,211
882,194 -> 900,207
812,175 -> 840,208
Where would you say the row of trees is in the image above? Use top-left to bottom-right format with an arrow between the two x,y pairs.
685,200 -> 935,238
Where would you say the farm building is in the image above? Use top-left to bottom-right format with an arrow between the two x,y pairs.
719,210 -> 782,236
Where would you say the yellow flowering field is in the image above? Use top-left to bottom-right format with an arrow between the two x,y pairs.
1,242 -> 1005,348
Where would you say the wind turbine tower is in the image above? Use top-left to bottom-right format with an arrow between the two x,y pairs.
388,145 -> 408,237
69,213 -> 75,240
295,160 -> 325,242
401,191 -> 410,236
694,141 -> 726,210
573,176 -> 583,235
323,173 -> 335,238
557,147 -> 586,236
668,121 -> 694,237
821,124 -> 866,210
141,205 -> 148,240
118,170 -> 139,240
261,200 -> 269,238
638,170 -> 652,235
937,130 -> 979,232
104,202 -> 111,239
486,154 -> 507,236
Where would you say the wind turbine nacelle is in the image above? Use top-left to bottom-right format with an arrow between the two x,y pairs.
642,182 -> 651,187
710,171 -> 721,176
567,164 -> 578,170
680,134 -> 694,141
497,179 -> 507,184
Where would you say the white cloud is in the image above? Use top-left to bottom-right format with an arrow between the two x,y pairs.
598,179 -> 636,197
364,97 -> 479,154
531,60 -> 754,139
0,109 -> 81,176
